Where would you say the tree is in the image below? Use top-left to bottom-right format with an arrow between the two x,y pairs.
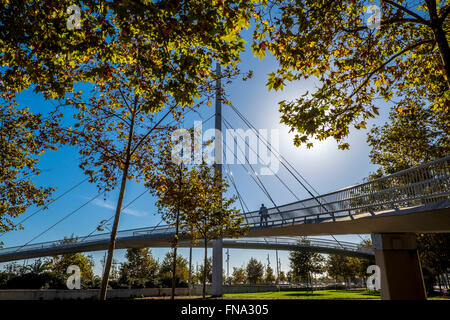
278,270 -> 287,283
417,233 -> 450,294
264,265 -> 276,284
65,73 -> 173,299
253,0 -> 449,149
367,104 -> 449,176
158,251 -> 189,289
325,254 -> 363,288
147,160 -> 195,299
352,240 -> 376,288
185,163 -> 248,298
24,258 -> 52,275
118,263 -> 132,288
2,258 -> 64,290
197,257 -> 213,286
326,254 -> 346,285
286,270 -> 293,283
2,0 -> 254,300
231,267 -> 247,284
50,237 -> 94,282
289,239 -> 324,290
344,257 -> 371,287
120,248 -> 159,287
100,256 -> 120,282
0,100 -> 66,240
246,258 -> 264,284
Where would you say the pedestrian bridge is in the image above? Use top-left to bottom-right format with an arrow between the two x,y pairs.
0,235 -> 373,263
0,155 -> 448,263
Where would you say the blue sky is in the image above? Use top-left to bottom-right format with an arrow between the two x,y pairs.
0,28 -> 390,276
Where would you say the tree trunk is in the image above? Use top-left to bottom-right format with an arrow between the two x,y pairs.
171,208 -> 180,300
438,273 -> 442,295
426,0 -> 450,88
203,239 -> 208,299
188,244 -> 192,296
445,272 -> 449,292
171,165 -> 184,300
99,112 -> 135,301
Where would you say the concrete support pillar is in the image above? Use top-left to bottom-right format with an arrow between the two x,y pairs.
211,239 -> 223,296
371,233 -> 426,300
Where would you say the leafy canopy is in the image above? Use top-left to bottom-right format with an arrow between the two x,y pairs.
253,0 -> 449,149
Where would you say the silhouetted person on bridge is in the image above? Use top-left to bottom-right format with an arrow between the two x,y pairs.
259,203 -> 269,227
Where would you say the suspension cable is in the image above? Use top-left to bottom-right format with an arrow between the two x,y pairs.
224,162 -> 250,213
223,167 -> 250,224
229,103 -> 321,197
0,178 -> 89,239
228,104 -> 345,248
222,136 -> 281,213
223,117 -> 301,202
79,189 -> 150,243
15,192 -> 104,252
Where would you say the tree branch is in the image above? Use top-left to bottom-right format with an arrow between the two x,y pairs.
349,39 -> 435,99
384,0 -> 429,25
440,5 -> 450,22
130,103 -> 178,156
342,16 -> 428,33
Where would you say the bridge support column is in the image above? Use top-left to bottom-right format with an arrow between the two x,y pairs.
371,233 -> 426,300
211,239 -> 223,297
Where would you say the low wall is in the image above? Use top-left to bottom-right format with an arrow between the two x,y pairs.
0,284 -> 335,300
0,288 -> 195,300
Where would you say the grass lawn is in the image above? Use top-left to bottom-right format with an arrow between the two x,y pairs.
224,289 -> 381,300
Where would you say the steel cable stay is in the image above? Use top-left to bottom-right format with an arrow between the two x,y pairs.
227,105 -> 346,248
228,104 -> 311,185
223,116 -> 302,203
223,161 -> 250,224
222,135 -> 283,221
222,139 -> 276,211
79,188 -> 152,243
223,116 -> 322,246
223,164 -> 250,212
224,170 -> 248,222
0,178 -> 89,239
229,103 -> 323,198
14,192 -> 105,253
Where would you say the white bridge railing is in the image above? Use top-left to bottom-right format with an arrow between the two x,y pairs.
244,155 -> 450,228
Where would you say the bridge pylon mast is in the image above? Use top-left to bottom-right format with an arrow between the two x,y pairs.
211,63 -> 223,297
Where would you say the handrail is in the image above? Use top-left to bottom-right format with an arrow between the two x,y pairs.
242,155 -> 450,216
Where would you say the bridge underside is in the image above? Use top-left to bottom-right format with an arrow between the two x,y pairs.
0,237 -> 373,263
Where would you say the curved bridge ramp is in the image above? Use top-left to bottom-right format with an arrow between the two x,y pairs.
0,155 -> 449,263
0,235 -> 372,263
